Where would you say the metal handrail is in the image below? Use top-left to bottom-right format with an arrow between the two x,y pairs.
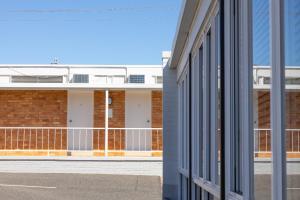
0,127 -> 163,153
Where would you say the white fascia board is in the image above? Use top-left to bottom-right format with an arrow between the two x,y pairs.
0,83 -> 162,90
0,64 -> 162,69
176,0 -> 216,81
253,65 -> 300,69
254,85 -> 300,91
169,0 -> 201,69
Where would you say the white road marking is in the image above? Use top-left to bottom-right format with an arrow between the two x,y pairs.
0,184 -> 56,189
287,188 -> 300,190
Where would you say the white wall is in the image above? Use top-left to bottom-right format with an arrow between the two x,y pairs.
163,66 -> 179,200
0,65 -> 163,86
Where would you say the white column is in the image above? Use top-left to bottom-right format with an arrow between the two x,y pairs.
105,90 -> 109,156
240,0 -> 254,199
270,0 -> 286,199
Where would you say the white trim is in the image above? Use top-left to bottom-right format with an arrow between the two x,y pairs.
0,83 -> 162,90
0,184 -> 56,189
224,0 -> 233,195
105,90 -> 109,157
270,0 -> 287,199
239,0 -> 254,199
210,16 -> 218,185
175,0 -> 217,79
0,64 -> 162,69
202,29 -> 211,200
193,177 -> 221,198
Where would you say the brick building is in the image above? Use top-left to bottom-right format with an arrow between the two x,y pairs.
254,66 -> 300,156
0,64 -> 163,156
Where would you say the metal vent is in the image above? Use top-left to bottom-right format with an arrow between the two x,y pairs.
11,76 -> 63,83
129,75 -> 145,83
156,76 -> 163,84
72,74 -> 89,83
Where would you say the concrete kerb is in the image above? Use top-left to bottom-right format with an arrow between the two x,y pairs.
0,156 -> 163,162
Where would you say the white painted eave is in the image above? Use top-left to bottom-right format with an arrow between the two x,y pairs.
254,85 -> 300,91
0,83 -> 163,90
169,0 -> 200,69
0,64 -> 162,69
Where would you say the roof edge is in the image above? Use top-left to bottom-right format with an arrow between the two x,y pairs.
169,0 -> 200,69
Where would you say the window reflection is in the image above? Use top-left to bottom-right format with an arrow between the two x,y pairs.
285,0 -> 300,199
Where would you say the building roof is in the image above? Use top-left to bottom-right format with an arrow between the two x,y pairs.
0,64 -> 163,90
169,0 -> 200,69
0,64 -> 162,69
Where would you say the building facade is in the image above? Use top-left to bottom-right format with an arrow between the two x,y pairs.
163,0 -> 299,200
0,64 -> 163,156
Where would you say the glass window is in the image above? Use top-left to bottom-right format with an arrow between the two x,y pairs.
253,0 -> 272,199
72,74 -> 89,83
129,75 -> 145,83
285,0 -> 300,199
11,76 -> 63,83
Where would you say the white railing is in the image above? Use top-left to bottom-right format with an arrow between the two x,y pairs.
254,128 -> 300,153
0,127 -> 163,153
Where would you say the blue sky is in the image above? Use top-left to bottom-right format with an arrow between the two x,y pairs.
0,0 -> 181,65
253,0 -> 300,66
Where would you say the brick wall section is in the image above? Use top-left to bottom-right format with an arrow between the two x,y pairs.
257,91 -> 270,128
94,91 -> 105,128
93,90 -> 125,150
257,91 -> 300,151
151,91 -> 163,150
0,90 -> 67,150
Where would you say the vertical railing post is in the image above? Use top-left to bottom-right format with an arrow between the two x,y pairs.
17,128 -> 19,149
4,128 -> 6,150
54,128 -> 56,150
91,129 -> 94,151
42,128 -> 44,150
105,89 -> 109,156
10,129 -> 12,150
29,128 -> 32,150
97,129 -> 100,150
61,129 -> 63,150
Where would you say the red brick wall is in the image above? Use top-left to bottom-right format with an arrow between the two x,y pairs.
151,91 -> 163,150
0,90 -> 67,127
94,91 -> 105,128
257,91 -> 300,151
285,92 -> 300,129
0,90 -> 67,150
93,90 -> 125,150
257,91 -> 300,129
257,91 -> 270,128
108,91 -> 125,128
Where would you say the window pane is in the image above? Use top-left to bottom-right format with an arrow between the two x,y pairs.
129,75 -> 145,83
285,0 -> 300,199
253,0 -> 271,199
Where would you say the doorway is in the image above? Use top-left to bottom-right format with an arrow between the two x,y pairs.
125,90 -> 152,151
67,91 -> 94,150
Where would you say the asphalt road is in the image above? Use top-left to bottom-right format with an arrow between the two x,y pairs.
0,173 -> 161,200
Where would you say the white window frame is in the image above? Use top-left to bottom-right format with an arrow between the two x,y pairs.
270,0 -> 287,199
178,64 -> 190,200
176,0 -> 255,199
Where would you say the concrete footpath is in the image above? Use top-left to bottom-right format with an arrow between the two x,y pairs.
0,156 -> 163,176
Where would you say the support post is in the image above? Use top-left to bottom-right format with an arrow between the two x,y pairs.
270,0 -> 286,199
105,90 -> 109,156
